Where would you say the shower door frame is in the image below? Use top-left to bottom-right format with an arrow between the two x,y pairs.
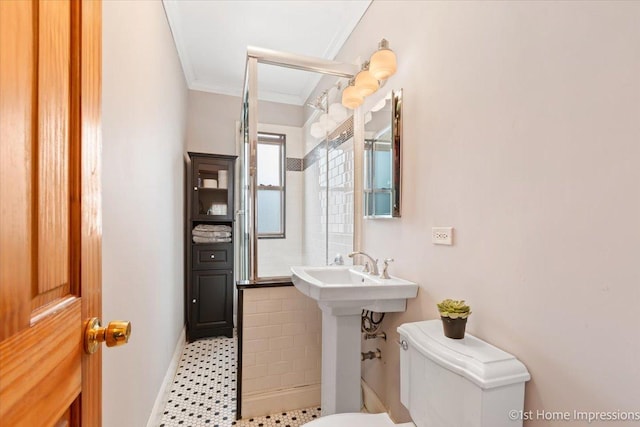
240,47 -> 362,282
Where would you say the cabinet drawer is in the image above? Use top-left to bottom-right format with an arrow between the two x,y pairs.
192,244 -> 232,270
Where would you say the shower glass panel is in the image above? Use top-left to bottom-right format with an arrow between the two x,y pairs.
238,49 -> 359,282
325,119 -> 355,264
238,91 -> 248,280
238,58 -> 255,281
254,63 -> 302,278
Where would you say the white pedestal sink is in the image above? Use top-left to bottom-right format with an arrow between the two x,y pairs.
290,265 -> 418,416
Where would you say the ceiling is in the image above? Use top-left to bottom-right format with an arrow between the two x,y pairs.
163,0 -> 371,106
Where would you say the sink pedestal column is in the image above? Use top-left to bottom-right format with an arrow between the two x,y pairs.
291,265 -> 418,416
319,304 -> 362,416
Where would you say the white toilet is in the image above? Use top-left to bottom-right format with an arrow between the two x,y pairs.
305,319 -> 530,427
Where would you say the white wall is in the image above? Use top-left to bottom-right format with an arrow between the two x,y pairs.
187,90 -> 305,154
102,1 -> 187,426
335,2 -> 640,425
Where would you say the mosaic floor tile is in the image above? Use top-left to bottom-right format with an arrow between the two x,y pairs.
159,335 -> 237,427
159,335 -> 321,427
233,407 -> 322,427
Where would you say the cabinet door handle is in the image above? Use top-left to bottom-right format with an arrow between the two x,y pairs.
193,186 -> 198,191
192,299 -> 196,303
210,254 -> 215,259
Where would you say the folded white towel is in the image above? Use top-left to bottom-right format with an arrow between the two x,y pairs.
192,230 -> 232,238
193,236 -> 232,244
194,224 -> 232,232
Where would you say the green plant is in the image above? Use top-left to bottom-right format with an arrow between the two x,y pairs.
437,299 -> 471,319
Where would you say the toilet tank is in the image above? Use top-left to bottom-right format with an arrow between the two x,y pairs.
397,320 -> 530,427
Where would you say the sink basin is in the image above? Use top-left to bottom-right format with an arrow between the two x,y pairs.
290,265 -> 419,416
291,265 -> 418,313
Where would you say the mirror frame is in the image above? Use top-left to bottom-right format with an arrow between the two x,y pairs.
391,88 -> 403,217
364,88 -> 403,218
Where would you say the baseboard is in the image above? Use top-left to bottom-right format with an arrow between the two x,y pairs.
361,378 -> 386,414
146,327 -> 186,427
241,384 -> 321,419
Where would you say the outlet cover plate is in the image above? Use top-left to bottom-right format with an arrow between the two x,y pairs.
432,227 -> 453,245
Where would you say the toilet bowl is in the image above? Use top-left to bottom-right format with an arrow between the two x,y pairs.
304,412 -> 414,427
304,319 -> 530,427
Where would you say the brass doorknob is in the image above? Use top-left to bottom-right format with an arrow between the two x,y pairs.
84,317 -> 131,354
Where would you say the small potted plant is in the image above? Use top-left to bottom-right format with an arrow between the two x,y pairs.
437,299 -> 471,339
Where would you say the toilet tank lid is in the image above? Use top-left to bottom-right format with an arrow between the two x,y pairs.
397,320 -> 530,389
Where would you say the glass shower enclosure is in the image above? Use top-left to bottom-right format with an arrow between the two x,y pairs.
238,47 -> 362,282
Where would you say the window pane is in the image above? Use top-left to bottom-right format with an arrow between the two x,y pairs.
257,143 -> 281,186
257,190 -> 282,235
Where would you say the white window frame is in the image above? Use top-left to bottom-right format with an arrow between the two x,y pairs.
257,132 -> 286,239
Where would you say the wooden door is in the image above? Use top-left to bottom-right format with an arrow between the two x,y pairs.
0,0 -> 102,425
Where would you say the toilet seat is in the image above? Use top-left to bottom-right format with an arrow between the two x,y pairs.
302,412 -> 415,427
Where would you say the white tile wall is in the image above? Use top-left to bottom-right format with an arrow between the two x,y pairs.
328,138 -> 355,259
303,159 -> 328,266
302,129 -> 355,266
242,287 -> 321,417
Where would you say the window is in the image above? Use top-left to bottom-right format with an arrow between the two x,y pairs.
257,132 -> 285,238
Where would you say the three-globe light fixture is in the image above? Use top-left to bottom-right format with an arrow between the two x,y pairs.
342,39 -> 397,109
310,39 -> 397,138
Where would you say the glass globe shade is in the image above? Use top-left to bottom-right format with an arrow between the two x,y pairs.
354,69 -> 379,97
310,122 -> 325,139
318,113 -> 337,132
369,48 -> 397,80
328,103 -> 348,123
341,85 -> 364,110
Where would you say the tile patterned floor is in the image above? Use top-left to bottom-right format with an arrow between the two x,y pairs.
159,336 -> 237,426
159,334 -> 321,427
233,407 -> 322,427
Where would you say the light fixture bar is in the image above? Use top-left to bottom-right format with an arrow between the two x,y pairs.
247,46 -> 358,78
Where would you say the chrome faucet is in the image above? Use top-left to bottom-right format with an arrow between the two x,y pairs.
348,251 -> 379,275
381,258 -> 394,279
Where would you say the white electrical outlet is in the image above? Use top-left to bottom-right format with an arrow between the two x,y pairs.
432,227 -> 453,245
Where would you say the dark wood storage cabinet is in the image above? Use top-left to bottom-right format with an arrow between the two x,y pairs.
185,152 -> 236,341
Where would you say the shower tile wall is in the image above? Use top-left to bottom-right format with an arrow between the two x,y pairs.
303,130 -> 354,266
327,138 -> 354,260
303,153 -> 328,266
